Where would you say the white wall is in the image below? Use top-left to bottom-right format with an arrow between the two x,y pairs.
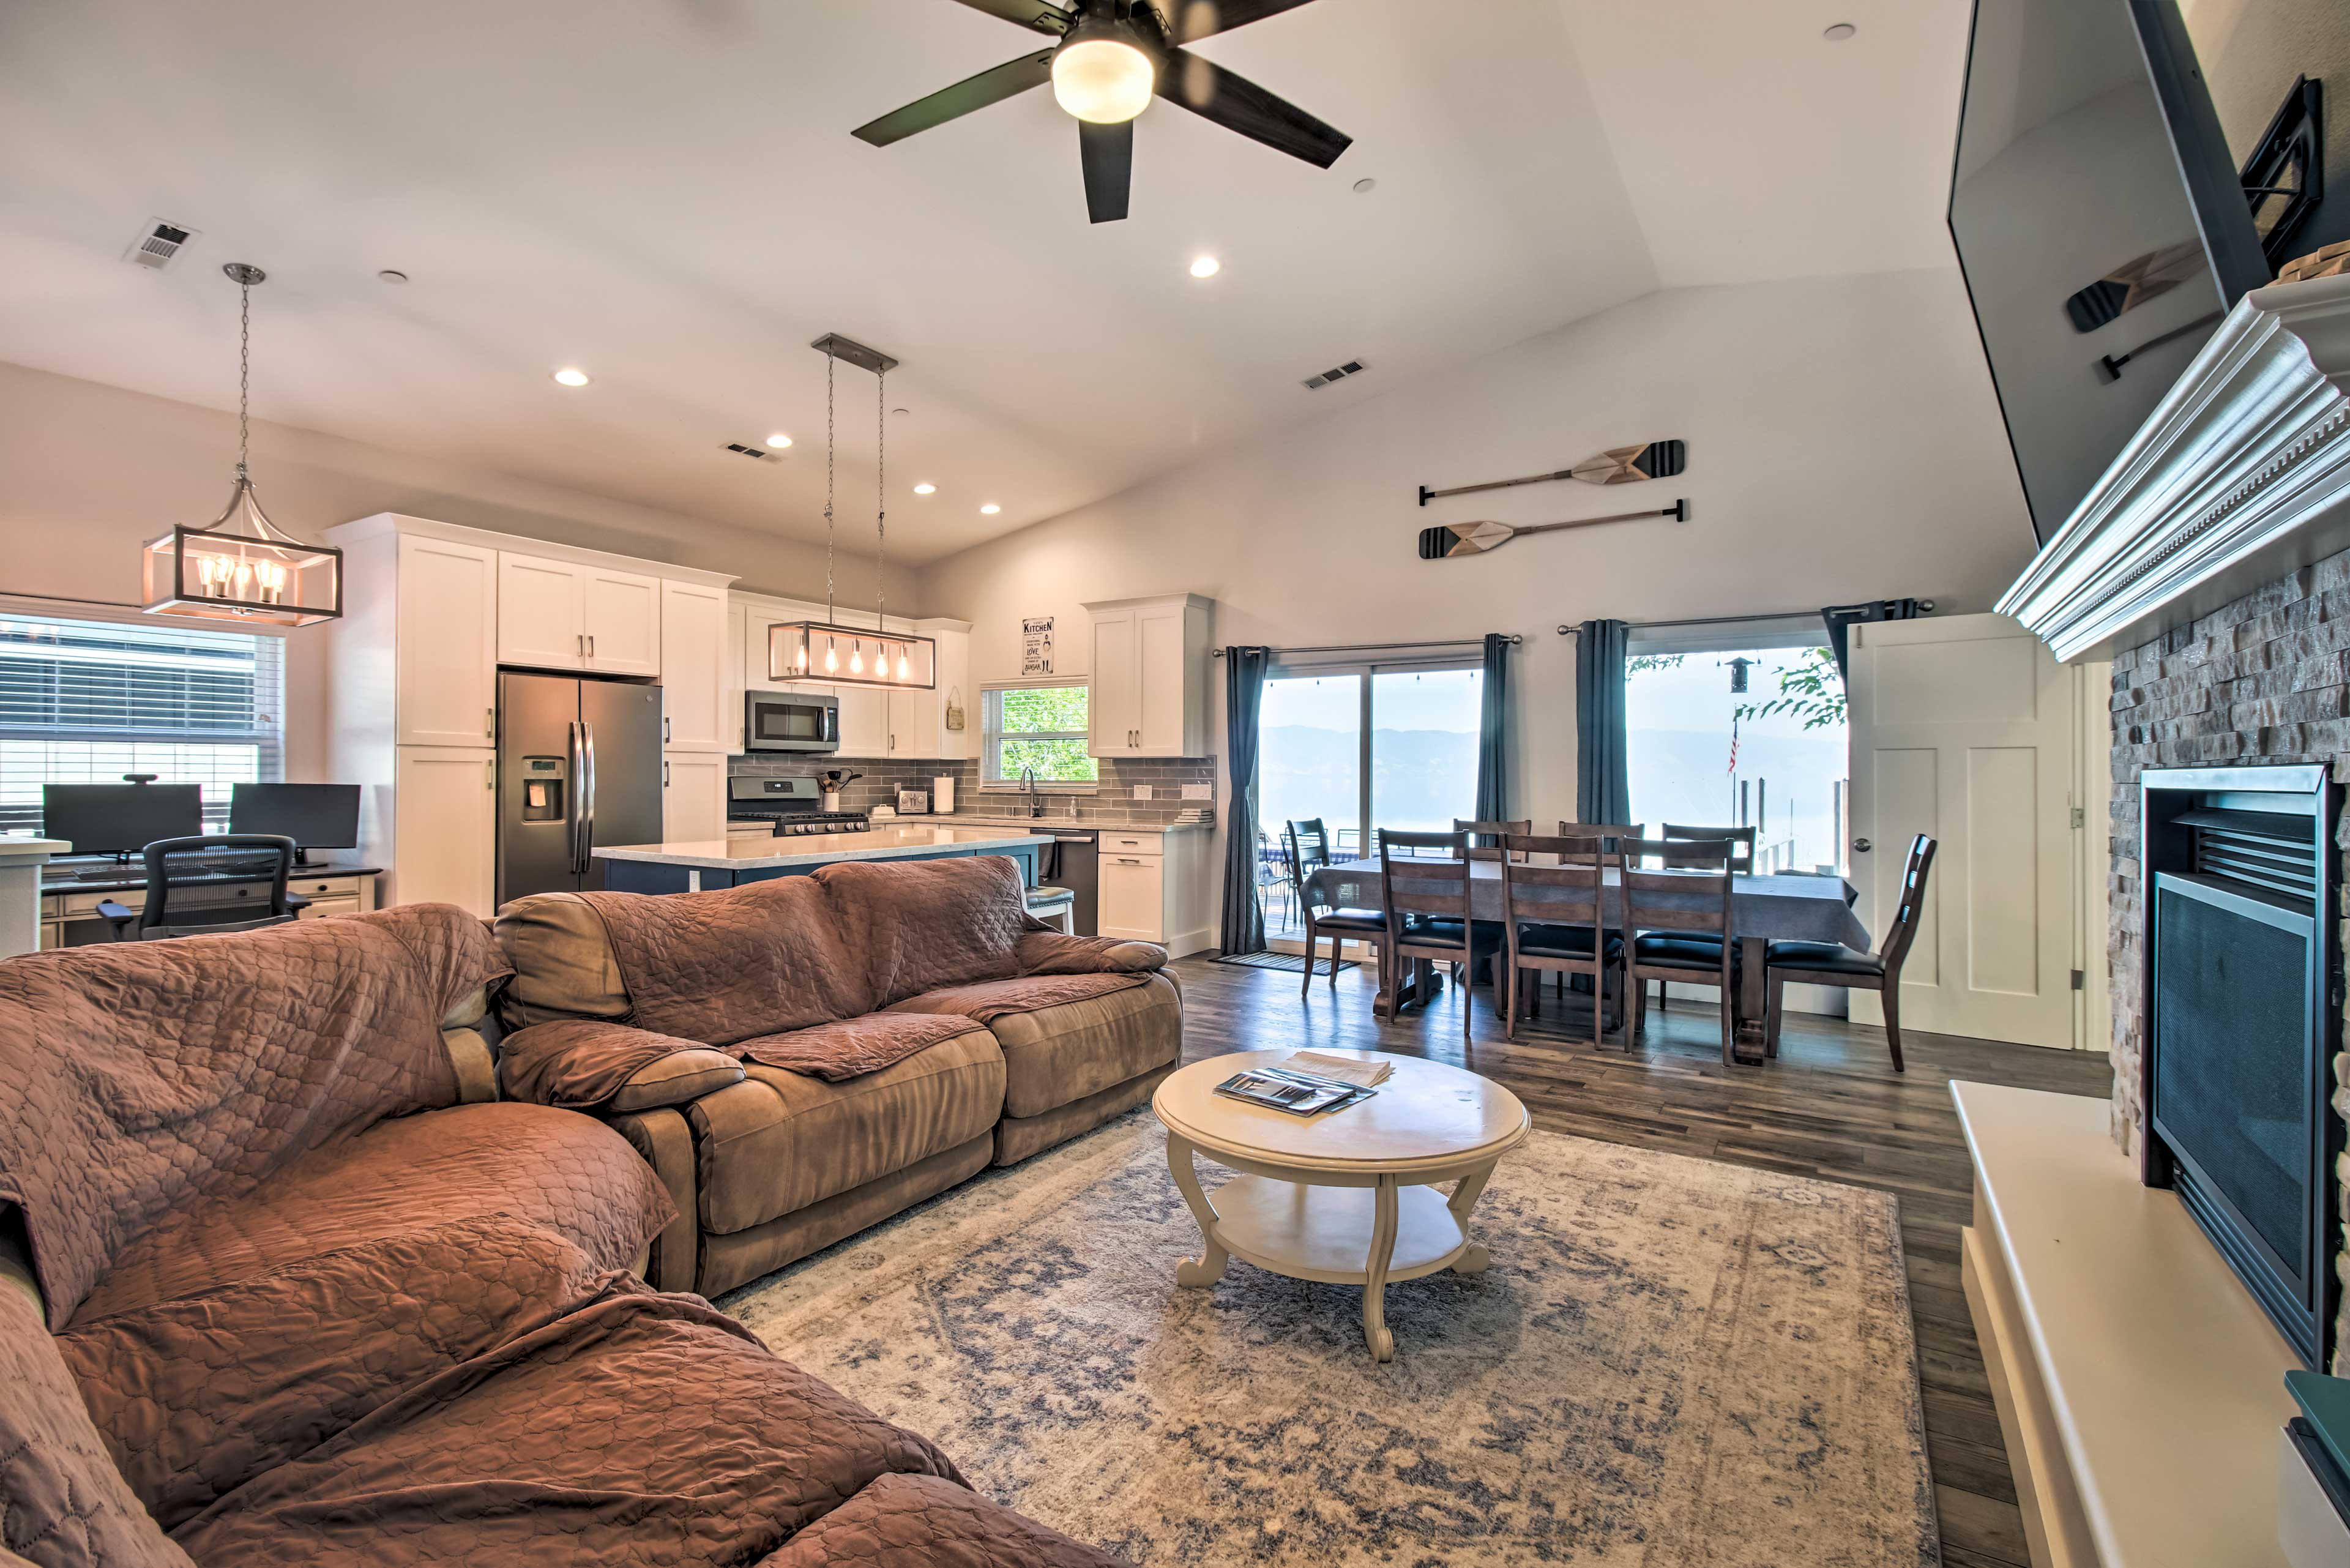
0,359 -> 920,778
917,269 -> 2040,930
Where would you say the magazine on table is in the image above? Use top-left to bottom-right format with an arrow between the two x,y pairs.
1214,1065 -> 1378,1117
1279,1051 -> 1392,1089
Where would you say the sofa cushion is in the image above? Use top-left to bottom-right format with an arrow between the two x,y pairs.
883,973 -> 1152,1026
61,1214 -> 616,1532
1012,930 -> 1166,976
0,903 -> 512,1327
690,1033 -> 1007,1234
753,1471 -> 1125,1567
493,892 -> 632,1028
578,877 -> 876,1045
498,1018 -> 746,1112
166,1281 -> 963,1567
736,1013 -> 990,1083
0,1281 -> 196,1568
76,1103 -> 673,1325
816,856 -> 1034,1007
942,973 -> 1181,1120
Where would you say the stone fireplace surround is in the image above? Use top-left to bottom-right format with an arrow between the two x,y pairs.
2109,605 -> 2350,1371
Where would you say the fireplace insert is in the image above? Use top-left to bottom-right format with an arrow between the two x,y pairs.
2141,764 -> 2342,1368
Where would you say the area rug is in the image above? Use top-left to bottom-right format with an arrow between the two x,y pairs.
1210,950 -> 1359,975
721,1113 -> 1938,1567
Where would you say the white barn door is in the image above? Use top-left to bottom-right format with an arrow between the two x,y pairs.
1848,613 -> 2076,1049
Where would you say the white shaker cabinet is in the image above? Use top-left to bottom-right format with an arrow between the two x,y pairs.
1095,827 -> 1213,957
659,580 -> 731,752
662,750 -> 729,842
392,747 -> 496,913
498,552 -> 662,675
1084,594 -> 1209,758
394,534 -> 498,747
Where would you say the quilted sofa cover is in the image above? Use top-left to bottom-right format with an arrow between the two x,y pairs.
494,855 -> 1183,1295
0,903 -> 1124,1567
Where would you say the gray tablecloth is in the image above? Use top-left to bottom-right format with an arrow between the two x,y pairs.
1307,859 -> 1870,949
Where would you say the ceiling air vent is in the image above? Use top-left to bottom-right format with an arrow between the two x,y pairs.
124,218 -> 198,269
1302,359 -> 1368,390
722,442 -> 777,461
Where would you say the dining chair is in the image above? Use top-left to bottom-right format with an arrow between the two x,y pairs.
1764,834 -> 1938,1071
1376,829 -> 1484,1039
1547,823 -> 1644,997
1618,837 -> 1739,1063
1498,832 -> 1624,1047
1286,818 -> 1334,875
1661,824 -> 1755,871
1453,818 -> 1534,858
1287,829 -> 1388,999
97,834 -> 311,941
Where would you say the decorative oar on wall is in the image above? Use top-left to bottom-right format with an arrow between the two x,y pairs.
1418,499 -> 1688,561
1419,439 -> 1684,506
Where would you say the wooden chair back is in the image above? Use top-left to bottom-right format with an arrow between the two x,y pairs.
1455,818 -> 1534,861
1556,821 -> 1646,858
1378,829 -> 1472,922
1662,823 -> 1755,871
1618,837 -> 1733,939
1286,818 -> 1332,872
1878,834 -> 1938,970
1498,833 -> 1605,930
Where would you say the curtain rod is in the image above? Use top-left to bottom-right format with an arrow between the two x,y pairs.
1555,600 -> 1935,635
1213,635 -> 1520,659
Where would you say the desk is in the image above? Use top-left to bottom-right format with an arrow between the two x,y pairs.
37,857 -> 382,949
0,838 -> 70,957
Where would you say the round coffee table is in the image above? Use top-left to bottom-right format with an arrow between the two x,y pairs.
1151,1049 -> 1529,1362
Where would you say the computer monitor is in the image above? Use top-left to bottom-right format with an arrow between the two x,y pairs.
40,783 -> 204,859
229,783 -> 362,864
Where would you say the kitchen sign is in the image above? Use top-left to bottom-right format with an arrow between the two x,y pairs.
1021,616 -> 1054,676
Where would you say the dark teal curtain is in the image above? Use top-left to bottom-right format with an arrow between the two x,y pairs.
1822,599 -> 1922,681
1220,646 -> 1270,955
1475,633 -> 1509,823
1574,620 -> 1631,825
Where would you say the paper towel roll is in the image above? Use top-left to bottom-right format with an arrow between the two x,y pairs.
931,775 -> 956,814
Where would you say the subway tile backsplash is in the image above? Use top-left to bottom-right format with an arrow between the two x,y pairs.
727,754 -> 1217,827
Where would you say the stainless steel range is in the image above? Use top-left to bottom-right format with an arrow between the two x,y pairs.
725,776 -> 870,837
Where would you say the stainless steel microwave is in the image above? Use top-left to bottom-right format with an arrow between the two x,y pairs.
744,689 -> 840,753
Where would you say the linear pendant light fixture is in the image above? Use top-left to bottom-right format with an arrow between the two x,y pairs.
769,334 -> 936,690
142,263 -> 343,627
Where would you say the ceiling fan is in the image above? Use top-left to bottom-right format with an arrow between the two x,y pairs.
851,0 -> 1351,224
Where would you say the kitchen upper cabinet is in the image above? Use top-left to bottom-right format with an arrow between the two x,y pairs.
498,553 -> 584,670
662,750 -> 728,842
1084,594 -> 1210,758
886,685 -> 937,758
581,566 -> 661,676
659,580 -> 730,752
395,534 -> 498,747
497,552 -> 661,674
835,684 -> 889,757
392,747 -> 496,915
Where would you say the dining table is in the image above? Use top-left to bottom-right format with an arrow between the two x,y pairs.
1307,857 -> 1869,1064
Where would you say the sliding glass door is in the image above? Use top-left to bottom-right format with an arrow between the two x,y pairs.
1257,659 -> 1482,942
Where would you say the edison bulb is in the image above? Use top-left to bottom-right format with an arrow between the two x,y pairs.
824,641 -> 839,674
897,650 -> 911,680
849,642 -> 865,675
1053,39 -> 1154,124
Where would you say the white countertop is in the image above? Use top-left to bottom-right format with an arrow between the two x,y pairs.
0,837 -> 70,861
595,825 -> 1053,870
888,813 -> 1213,834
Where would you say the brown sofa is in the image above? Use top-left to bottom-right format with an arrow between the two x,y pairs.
0,902 -> 1124,1567
491,854 -> 1184,1297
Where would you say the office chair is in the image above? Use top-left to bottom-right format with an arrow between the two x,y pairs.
97,834 -> 311,941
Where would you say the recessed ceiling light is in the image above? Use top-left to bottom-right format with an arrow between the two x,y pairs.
377,269 -> 409,285
1189,255 -> 1221,279
913,483 -> 936,495
551,367 -> 591,387
767,432 -> 793,448
980,502 -> 1002,515
1823,21 -> 1857,40
1352,177 -> 1378,194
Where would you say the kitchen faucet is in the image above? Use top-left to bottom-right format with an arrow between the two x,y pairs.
1021,764 -> 1042,819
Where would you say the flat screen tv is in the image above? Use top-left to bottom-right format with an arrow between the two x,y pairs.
1947,0 -> 2333,545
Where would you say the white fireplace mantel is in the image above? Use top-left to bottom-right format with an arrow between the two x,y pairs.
1997,273 -> 2350,663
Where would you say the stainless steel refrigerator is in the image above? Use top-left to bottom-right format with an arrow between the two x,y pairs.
496,670 -> 665,905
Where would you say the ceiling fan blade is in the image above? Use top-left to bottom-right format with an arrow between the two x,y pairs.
1161,0 -> 1321,43
946,0 -> 1074,35
852,50 -> 1054,146
1079,119 -> 1133,223
1158,50 -> 1350,168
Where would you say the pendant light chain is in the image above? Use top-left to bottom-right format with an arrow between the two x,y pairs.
236,277 -> 252,481
875,368 -> 887,632
824,347 -> 837,625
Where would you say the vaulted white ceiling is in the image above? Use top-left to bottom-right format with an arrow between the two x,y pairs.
0,0 -> 1970,563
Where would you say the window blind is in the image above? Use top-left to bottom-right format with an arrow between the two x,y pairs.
0,614 -> 284,834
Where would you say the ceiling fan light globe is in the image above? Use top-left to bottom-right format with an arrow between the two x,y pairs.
1053,39 -> 1154,124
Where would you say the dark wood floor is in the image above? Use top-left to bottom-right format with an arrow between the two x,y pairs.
1169,954 -> 2112,1568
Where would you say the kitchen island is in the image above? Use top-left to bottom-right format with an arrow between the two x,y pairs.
593,826 -> 1052,894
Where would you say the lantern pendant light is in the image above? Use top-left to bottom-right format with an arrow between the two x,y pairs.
142,264 -> 342,627
768,334 -> 936,692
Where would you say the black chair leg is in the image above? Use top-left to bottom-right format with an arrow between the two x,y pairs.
1300,928 -> 1316,999
1765,971 -> 1784,1058
1879,983 -> 1904,1073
